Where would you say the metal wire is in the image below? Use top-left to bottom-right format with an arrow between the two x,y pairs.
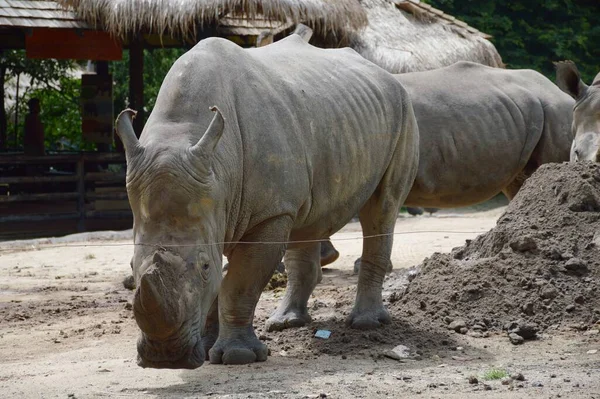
0,229 -> 484,251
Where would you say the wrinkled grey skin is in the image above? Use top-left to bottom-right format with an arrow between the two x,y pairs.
400,61 -> 574,207
555,61 -> 600,162
116,35 -> 419,369
327,61 -> 575,272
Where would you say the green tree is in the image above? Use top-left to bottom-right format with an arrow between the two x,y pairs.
425,0 -> 600,82
1,50 -> 80,150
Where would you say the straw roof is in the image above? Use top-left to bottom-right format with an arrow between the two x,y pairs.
350,0 -> 503,73
0,0 -> 87,29
56,0 -> 367,43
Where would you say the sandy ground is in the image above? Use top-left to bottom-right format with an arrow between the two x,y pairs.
1,205 -> 599,398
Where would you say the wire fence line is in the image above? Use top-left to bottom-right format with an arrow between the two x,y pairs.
0,229 -> 485,252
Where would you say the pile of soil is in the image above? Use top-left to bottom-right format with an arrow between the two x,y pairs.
393,162 -> 600,335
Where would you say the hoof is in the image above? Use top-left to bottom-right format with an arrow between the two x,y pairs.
208,335 -> 268,365
320,241 -> 340,267
266,309 -> 311,332
346,307 -> 391,330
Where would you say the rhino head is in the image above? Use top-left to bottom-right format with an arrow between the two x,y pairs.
116,107 -> 226,369
556,61 -> 600,162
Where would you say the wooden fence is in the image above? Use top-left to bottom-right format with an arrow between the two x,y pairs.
0,153 -> 133,240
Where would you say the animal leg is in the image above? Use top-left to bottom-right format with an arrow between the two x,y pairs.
201,296 -> 219,359
208,218 -> 290,365
502,169 -> 533,200
266,242 -> 320,331
346,104 -> 418,330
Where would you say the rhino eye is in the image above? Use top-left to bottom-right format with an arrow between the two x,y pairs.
202,263 -> 210,272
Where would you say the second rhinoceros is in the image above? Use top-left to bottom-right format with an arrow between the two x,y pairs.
116,35 -> 419,369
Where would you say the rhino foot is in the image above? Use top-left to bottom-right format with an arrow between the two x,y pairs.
208,329 -> 267,365
345,305 -> 391,330
266,308 -> 312,332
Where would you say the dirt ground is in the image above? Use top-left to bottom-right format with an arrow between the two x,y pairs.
1,202 -> 599,398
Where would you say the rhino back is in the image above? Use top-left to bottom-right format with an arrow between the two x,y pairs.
143,36 -> 413,238
398,61 -> 573,207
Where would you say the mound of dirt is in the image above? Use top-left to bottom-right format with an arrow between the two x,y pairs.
393,162 -> 600,335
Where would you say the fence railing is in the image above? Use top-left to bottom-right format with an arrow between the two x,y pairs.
0,152 -> 132,239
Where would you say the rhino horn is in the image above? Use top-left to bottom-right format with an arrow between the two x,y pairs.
188,106 -> 225,172
136,267 -> 162,315
116,108 -> 143,160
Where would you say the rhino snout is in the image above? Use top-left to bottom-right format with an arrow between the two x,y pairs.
136,333 -> 205,369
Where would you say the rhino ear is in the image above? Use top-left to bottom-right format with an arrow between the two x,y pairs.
188,106 -> 225,173
555,60 -> 588,100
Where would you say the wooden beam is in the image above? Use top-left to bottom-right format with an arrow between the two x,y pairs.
129,36 -> 145,137
26,29 -> 122,61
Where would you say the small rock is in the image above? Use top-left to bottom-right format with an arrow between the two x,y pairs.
122,275 -> 135,290
509,235 -> 537,252
511,373 -> 525,381
459,327 -> 468,335
550,374 -> 556,378
483,384 -> 492,391
501,378 -> 511,385
124,303 -> 132,311
541,286 -> 559,300
448,320 -> 466,333
586,349 -> 597,354
584,329 -> 599,336
565,304 -> 576,312
531,382 -> 543,387
522,302 -> 535,316
564,258 -> 588,275
467,376 -> 478,384
507,321 -> 538,340
509,332 -> 524,345
319,394 -> 327,398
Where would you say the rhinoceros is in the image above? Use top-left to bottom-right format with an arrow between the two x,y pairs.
115,34 -> 419,369
322,61 -> 575,270
555,61 -> 600,162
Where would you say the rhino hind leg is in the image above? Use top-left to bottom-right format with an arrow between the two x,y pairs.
266,242 -> 321,332
502,166 -> 535,200
209,218 -> 291,365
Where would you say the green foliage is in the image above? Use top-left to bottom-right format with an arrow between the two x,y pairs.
1,50 -> 87,151
110,48 -> 186,123
425,0 -> 600,83
481,368 -> 508,381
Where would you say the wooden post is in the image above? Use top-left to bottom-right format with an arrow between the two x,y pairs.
129,36 -> 144,137
76,156 -> 86,232
0,59 -> 6,151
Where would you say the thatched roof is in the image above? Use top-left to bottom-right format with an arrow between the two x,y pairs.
350,0 -> 503,73
56,0 -> 367,43
0,0 -> 87,29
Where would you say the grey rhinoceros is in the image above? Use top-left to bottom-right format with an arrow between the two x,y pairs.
115,34 -> 419,369
555,61 -> 600,162
322,61 -> 575,270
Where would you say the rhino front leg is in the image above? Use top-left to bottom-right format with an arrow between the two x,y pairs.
201,296 -> 219,359
266,242 -> 320,332
209,219 -> 290,365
